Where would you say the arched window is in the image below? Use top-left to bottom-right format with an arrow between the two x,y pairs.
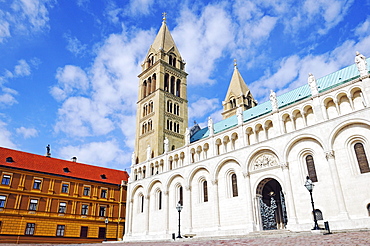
306,155 -> 318,182
231,174 -> 238,197
164,73 -> 169,92
170,76 -> 175,95
179,186 -> 183,205
140,194 -> 144,213
203,181 -> 208,202
149,101 -> 153,113
173,58 -> 176,68
169,55 -> 172,65
176,79 -> 181,97
143,81 -> 147,98
152,74 -> 156,93
171,145 -> 175,151
147,77 -> 152,95
158,191 -> 162,210
367,204 -> 370,216
354,143 -> 370,173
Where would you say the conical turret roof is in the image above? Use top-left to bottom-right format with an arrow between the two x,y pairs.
224,65 -> 251,100
148,18 -> 182,58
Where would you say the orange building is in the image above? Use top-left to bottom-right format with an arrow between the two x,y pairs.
0,147 -> 129,244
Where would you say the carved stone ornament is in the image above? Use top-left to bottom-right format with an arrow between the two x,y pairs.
279,162 -> 289,169
211,179 -> 218,185
253,154 -> 278,170
325,150 -> 335,160
185,185 -> 191,191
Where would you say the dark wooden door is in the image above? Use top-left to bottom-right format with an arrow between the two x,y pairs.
98,227 -> 106,239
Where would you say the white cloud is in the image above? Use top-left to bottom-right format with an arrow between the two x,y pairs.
16,126 -> 38,138
173,3 -> 234,85
127,0 -> 154,16
58,139 -> 126,169
64,33 -> 87,57
0,120 -> 16,149
250,32 -> 370,102
54,96 -> 114,137
51,65 -> 89,101
0,19 -> 11,42
188,97 -> 219,120
11,0 -> 52,31
355,17 -> 370,38
14,59 -> 31,76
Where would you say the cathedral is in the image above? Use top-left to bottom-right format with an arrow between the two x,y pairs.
124,17 -> 370,241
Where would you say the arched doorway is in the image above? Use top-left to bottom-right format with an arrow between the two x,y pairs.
256,178 -> 287,230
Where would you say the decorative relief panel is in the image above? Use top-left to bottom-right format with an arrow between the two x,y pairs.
253,154 -> 278,170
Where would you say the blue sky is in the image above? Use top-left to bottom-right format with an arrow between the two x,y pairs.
1,0 -> 370,171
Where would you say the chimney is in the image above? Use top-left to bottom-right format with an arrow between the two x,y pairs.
71,157 -> 77,162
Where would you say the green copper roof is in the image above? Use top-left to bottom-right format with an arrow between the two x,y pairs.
190,58 -> 369,143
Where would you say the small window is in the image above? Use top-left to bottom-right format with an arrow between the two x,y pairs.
25,223 -> 35,235
33,179 -> 42,190
58,202 -> 66,213
29,199 -> 38,211
6,157 -> 14,162
140,195 -> 144,213
63,167 -> 70,173
0,195 -> 6,208
99,206 -> 106,217
100,174 -> 107,179
203,181 -> 208,202
354,143 -> 370,173
81,204 -> 89,215
179,186 -> 183,206
61,183 -> 69,193
56,225 -> 65,237
101,189 -> 107,199
1,174 -> 11,185
158,191 -> 162,210
83,186 -> 90,196
367,204 -> 370,216
306,155 -> 318,182
231,174 -> 238,197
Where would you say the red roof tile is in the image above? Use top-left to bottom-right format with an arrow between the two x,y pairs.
0,147 -> 129,185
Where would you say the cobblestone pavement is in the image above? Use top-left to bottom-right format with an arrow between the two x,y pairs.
2,231 -> 370,245
100,231 -> 370,246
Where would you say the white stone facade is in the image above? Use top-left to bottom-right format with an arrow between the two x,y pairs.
124,65 -> 370,240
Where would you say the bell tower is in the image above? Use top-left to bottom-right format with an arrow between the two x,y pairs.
222,60 -> 257,119
134,14 -> 188,164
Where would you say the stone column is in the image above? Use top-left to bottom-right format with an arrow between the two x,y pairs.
325,150 -> 349,219
280,162 -> 298,225
185,185 -> 193,231
243,172 -> 256,230
126,199 -> 133,236
211,179 -> 221,228
164,190 -> 169,234
144,195 -> 150,234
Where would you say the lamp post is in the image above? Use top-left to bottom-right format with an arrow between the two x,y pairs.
304,176 -> 320,230
104,217 -> 109,241
176,201 -> 183,238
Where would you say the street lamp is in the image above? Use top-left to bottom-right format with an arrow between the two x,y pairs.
304,176 -> 320,230
104,217 -> 109,241
176,201 -> 183,238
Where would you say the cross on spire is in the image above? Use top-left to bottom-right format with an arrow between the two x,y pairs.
162,12 -> 167,23
234,59 -> 237,69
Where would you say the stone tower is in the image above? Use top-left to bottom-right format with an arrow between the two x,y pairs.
222,61 -> 257,119
134,16 -> 188,164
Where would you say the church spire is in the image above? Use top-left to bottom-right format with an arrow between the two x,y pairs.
221,60 -> 257,119
134,15 -> 188,164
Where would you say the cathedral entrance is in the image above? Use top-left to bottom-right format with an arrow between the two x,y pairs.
257,178 -> 287,230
